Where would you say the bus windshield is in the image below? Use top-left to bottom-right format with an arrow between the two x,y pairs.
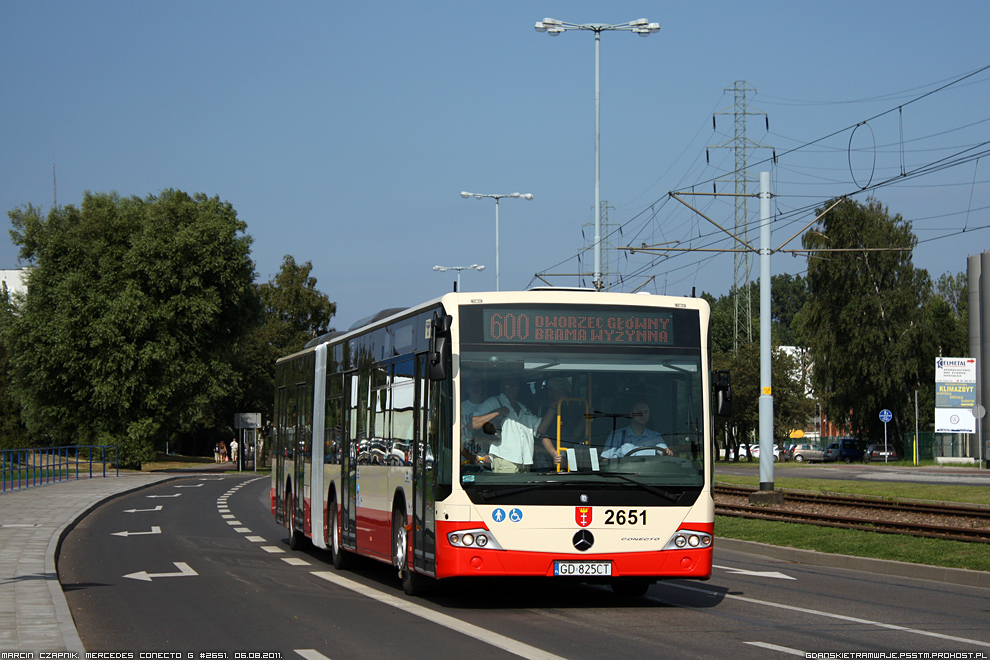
458,345 -> 706,495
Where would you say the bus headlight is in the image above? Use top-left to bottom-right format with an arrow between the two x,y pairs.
447,528 -> 503,550
663,530 -> 712,551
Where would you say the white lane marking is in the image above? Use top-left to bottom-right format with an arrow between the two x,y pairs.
146,494 -> 180,499
175,484 -> 203,488
261,546 -> 285,554
312,571 -> 569,660
234,528 -> 251,533
294,651 -> 330,660
743,641 -> 805,656
221,514 -> 235,519
123,562 -> 198,582
111,526 -> 161,537
226,520 -> 242,525
282,558 -> 311,566
713,564 -> 795,580
245,536 -> 266,542
124,506 -> 163,513
666,582 -> 990,648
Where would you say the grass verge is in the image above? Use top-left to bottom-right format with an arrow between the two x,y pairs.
141,453 -> 214,472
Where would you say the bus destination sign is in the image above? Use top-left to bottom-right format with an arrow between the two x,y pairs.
483,308 -> 673,346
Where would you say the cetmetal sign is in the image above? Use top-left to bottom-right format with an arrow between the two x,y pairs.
935,357 -> 977,433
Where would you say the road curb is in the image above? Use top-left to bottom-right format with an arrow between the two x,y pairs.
717,537 -> 990,589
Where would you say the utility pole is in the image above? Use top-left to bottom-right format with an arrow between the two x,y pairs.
583,200 -> 615,290
709,81 -> 772,350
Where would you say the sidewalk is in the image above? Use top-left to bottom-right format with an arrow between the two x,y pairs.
0,471 -> 180,652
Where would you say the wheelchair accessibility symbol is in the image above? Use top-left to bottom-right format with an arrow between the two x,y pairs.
509,508 -> 523,523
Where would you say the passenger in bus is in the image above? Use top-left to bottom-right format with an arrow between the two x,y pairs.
460,378 -> 491,467
601,402 -> 672,459
471,376 -> 542,472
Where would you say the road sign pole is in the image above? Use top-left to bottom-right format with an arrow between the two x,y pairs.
884,421 -> 888,464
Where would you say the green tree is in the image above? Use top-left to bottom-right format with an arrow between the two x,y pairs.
771,273 -> 809,346
713,342 -> 815,460
259,255 -> 337,354
231,255 -> 337,421
4,190 -> 256,467
798,197 -> 931,446
0,287 -> 29,450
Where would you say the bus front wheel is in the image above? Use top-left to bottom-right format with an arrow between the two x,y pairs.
392,507 -> 429,596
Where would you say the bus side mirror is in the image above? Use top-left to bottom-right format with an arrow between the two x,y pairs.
429,312 -> 453,381
713,370 -> 732,417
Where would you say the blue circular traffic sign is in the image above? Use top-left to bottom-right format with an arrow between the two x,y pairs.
879,409 -> 892,423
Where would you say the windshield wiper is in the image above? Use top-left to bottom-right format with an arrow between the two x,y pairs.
479,484 -> 548,500
603,473 -> 685,502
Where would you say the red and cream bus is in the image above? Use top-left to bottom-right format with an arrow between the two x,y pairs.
272,289 -> 730,596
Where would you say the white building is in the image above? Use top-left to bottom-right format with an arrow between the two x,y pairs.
0,269 -> 26,299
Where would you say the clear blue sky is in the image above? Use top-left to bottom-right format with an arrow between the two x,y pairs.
2,1 -> 988,329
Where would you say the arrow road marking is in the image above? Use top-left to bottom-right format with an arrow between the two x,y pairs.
123,562 -> 197,582
123,506 -> 163,513
146,494 -> 181,499
713,564 -> 795,580
112,526 -> 161,537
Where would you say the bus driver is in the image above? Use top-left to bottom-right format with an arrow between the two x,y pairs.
601,401 -> 672,459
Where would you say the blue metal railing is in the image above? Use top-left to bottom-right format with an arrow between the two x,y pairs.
1,445 -> 119,492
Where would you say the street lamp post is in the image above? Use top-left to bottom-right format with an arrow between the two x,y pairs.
460,191 -> 533,291
433,264 -> 485,291
535,17 -> 659,291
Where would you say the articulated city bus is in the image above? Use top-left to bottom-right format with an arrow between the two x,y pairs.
271,289 -> 730,596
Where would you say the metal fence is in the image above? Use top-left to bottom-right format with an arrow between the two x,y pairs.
1,445 -> 119,492
902,432 -> 987,464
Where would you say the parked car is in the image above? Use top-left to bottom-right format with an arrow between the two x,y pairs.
823,442 -> 840,462
863,443 -> 900,462
726,444 -> 753,460
836,437 -> 867,462
787,443 -> 824,463
749,444 -> 781,461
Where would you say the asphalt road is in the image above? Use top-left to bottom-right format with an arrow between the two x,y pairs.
58,474 -> 990,659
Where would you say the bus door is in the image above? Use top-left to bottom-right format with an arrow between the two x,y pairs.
340,370 -> 358,548
294,382 -> 310,533
412,353 -> 437,575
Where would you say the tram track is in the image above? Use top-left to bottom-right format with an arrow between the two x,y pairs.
713,484 -> 990,544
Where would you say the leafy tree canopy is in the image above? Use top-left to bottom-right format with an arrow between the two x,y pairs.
798,197 -> 932,444
4,190 -> 256,466
231,255 -> 337,421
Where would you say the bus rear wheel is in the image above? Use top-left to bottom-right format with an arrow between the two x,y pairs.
328,499 -> 349,570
